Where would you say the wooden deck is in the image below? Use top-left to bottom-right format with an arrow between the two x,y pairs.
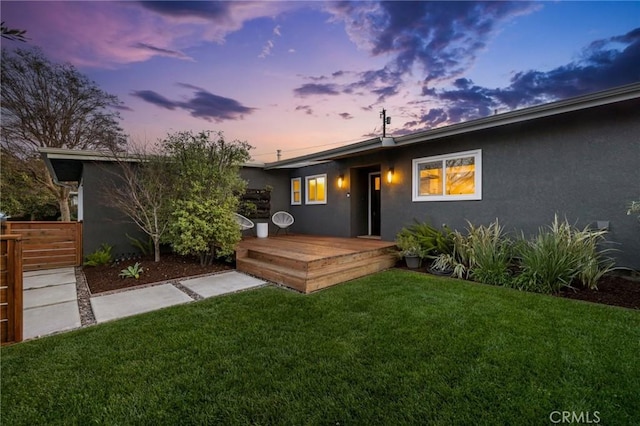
236,235 -> 398,293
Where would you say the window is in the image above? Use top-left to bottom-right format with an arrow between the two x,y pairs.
291,177 -> 301,205
305,174 -> 327,204
412,150 -> 481,201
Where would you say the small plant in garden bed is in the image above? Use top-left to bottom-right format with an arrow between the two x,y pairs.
395,232 -> 425,258
395,219 -> 453,268
83,243 -> 113,267
84,253 -> 233,294
119,262 -> 144,279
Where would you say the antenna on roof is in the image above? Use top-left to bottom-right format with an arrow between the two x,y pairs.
380,108 -> 391,137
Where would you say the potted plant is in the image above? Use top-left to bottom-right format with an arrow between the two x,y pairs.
395,231 -> 424,269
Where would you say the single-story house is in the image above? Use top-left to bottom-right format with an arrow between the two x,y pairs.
42,82 -> 640,269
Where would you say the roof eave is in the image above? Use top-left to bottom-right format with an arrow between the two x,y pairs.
265,82 -> 640,169
396,82 -> 640,146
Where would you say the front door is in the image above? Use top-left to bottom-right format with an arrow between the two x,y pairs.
369,172 -> 381,236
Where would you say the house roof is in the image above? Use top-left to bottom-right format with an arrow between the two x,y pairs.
264,82 -> 640,169
41,82 -> 640,179
39,148 -> 143,182
40,147 -> 266,183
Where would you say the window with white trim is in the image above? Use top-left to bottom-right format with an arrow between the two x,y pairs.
291,177 -> 301,205
412,149 -> 482,202
305,174 -> 327,205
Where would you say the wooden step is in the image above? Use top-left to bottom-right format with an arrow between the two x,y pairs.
237,252 -> 397,294
246,245 -> 395,273
236,257 -> 308,292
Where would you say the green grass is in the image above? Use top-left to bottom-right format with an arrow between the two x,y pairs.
2,270 -> 639,425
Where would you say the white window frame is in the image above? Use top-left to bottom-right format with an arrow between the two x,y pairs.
412,149 -> 482,202
291,177 -> 302,205
305,174 -> 327,205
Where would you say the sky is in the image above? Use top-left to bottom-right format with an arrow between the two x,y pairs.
2,1 -> 639,162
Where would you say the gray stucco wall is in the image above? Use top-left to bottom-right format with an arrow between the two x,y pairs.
81,162 -> 147,259
283,98 -> 640,268
240,166 -> 290,235
81,163 -> 292,257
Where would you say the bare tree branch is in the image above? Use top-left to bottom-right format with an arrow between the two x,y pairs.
1,48 -> 127,220
101,145 -> 173,262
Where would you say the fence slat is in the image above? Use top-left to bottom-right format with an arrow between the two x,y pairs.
1,222 -> 82,271
1,235 -> 23,345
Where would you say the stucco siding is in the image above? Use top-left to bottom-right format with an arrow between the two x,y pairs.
81,162 -> 147,258
239,167 -> 291,234
279,99 -> 640,268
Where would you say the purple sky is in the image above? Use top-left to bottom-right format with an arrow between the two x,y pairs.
2,1 -> 639,161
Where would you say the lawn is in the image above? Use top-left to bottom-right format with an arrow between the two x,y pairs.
2,270 -> 639,425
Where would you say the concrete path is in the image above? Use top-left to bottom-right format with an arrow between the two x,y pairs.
22,269 -> 267,340
23,268 -> 82,340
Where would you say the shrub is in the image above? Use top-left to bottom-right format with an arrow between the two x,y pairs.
162,130 -> 251,266
468,221 -> 513,286
397,219 -> 453,260
168,199 -> 240,265
395,231 -> 426,258
431,220 -> 512,285
512,215 -> 614,293
431,231 -> 470,279
84,243 -> 113,267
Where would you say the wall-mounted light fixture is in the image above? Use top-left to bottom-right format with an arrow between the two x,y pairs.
338,174 -> 344,189
387,167 -> 394,184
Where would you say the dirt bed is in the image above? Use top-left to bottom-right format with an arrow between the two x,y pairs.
83,254 -> 233,294
84,255 -> 638,310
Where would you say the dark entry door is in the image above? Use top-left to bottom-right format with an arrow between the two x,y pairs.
369,172 -> 381,236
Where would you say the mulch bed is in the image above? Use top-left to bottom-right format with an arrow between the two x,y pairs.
83,253 -> 233,294
557,274 -> 640,310
84,253 -> 639,310
395,263 -> 640,310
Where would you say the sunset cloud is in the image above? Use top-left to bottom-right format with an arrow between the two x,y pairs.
132,84 -> 255,122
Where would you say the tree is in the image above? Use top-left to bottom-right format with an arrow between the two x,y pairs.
163,131 -> 252,265
103,145 -> 174,262
1,48 -> 127,221
0,147 -> 59,219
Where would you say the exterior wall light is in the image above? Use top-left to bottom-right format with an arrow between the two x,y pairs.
387,167 -> 394,184
338,174 -> 344,188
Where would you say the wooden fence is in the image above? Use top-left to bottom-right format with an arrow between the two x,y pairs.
1,235 -> 23,345
0,222 -> 82,271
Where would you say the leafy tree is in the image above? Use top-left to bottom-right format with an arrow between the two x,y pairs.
1,48 -> 127,221
163,131 -> 251,265
0,147 -> 59,219
103,145 -> 174,262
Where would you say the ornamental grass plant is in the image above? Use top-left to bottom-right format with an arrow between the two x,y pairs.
512,215 -> 615,293
431,220 -> 512,285
429,216 -> 615,294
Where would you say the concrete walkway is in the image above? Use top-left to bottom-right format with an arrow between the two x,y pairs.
22,269 -> 267,340
24,268 -> 82,340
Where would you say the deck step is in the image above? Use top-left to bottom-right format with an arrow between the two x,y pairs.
246,246 -> 395,272
237,252 -> 397,294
